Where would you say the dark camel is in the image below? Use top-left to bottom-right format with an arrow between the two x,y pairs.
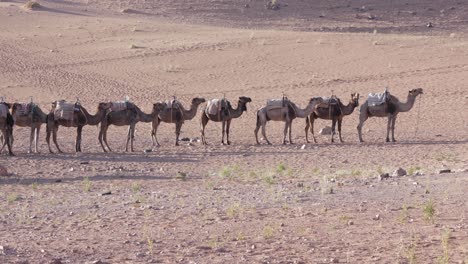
305,93 -> 359,143
99,102 -> 166,152
200,96 -> 252,145
11,103 -> 48,153
46,101 -> 112,153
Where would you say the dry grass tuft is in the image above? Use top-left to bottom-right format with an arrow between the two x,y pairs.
24,1 -> 41,10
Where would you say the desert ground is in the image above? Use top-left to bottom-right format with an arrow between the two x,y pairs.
1,0 -> 468,263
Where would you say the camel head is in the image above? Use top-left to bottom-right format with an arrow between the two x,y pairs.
409,88 -> 424,97
309,97 -> 324,106
153,102 -> 167,112
191,97 -> 206,106
350,93 -> 360,107
238,96 -> 252,111
97,102 -> 113,111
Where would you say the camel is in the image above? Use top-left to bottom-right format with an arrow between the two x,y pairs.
255,97 -> 324,145
305,93 -> 360,143
0,102 -> 14,156
99,102 -> 166,152
46,101 -> 112,153
357,88 -> 424,142
151,97 -> 206,146
200,96 -> 252,145
11,102 -> 48,153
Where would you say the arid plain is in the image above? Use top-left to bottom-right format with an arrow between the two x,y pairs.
0,0 -> 467,263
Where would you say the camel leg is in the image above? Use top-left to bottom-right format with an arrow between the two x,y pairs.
305,116 -> 310,143
221,121 -> 226,145
226,119 -> 232,145
289,121 -> 293,144
125,126 -> 132,152
331,118 -> 337,143
46,123 -> 53,153
200,114 -> 209,145
386,115 -> 392,142
310,117 -> 317,143
76,126 -> 83,152
151,119 -> 161,147
0,133 -> 4,153
261,121 -> 271,145
35,126 -> 41,153
52,126 -> 63,153
391,116 -> 397,142
282,121 -> 288,145
254,114 -> 261,145
338,118 -> 344,143
103,125 -> 112,152
175,122 -> 182,146
357,112 -> 368,143
130,124 -> 136,152
3,128 -> 14,156
29,127 -> 35,153
98,124 -> 107,152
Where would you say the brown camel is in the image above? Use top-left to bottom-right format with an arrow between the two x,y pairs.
99,102 -> 166,152
0,102 -> 14,156
255,97 -> 324,145
305,93 -> 360,143
46,101 -> 112,153
151,97 -> 206,146
200,96 -> 252,145
11,102 -> 48,153
357,88 -> 424,142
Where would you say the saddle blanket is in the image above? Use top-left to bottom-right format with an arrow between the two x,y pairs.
367,92 -> 388,106
16,103 -> 32,116
266,98 -> 290,110
0,104 -> 8,118
317,96 -> 339,108
54,101 -> 79,121
165,100 -> 182,110
206,99 -> 228,115
110,101 -> 128,112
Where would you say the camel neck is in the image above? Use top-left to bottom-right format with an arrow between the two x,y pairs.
81,106 -> 103,125
341,101 -> 357,115
183,103 -> 200,120
230,101 -> 246,118
398,94 -> 417,112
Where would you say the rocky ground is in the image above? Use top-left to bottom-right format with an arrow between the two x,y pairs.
0,0 -> 467,263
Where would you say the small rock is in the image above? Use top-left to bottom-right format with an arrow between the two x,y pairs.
347,220 -> 354,226
244,4 -> 250,8
373,214 -> 380,220
190,137 -> 200,143
180,137 -> 190,142
251,244 -> 256,250
0,165 -> 8,176
100,191 -> 112,196
414,171 -> 424,176
427,22 -> 433,28
330,258 -> 339,263
135,252 -> 146,258
300,144 -> 306,150
69,167 -> 74,172
439,169 -> 451,174
319,126 -> 332,135
379,173 -> 390,180
80,161 -> 90,165
392,168 -> 407,177
50,259 -> 63,264
297,182 -> 304,188
55,179 -> 62,183
143,149 -> 152,153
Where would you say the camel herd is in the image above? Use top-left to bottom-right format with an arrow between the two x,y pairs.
0,88 -> 423,156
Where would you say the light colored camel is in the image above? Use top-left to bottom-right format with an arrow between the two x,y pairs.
11,103 -> 48,153
152,97 -> 206,146
200,96 -> 252,145
46,101 -> 112,153
0,102 -> 14,156
255,97 -> 324,145
357,88 -> 424,142
305,93 -> 359,143
99,102 -> 166,152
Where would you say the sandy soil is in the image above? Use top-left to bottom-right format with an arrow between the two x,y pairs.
1,0 -> 467,263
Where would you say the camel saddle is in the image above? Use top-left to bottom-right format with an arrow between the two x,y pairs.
110,101 -> 134,112
368,90 -> 390,106
0,103 -> 8,118
165,99 -> 182,110
266,97 -> 291,110
54,100 -> 80,121
206,99 -> 229,116
317,96 -> 340,109
16,103 -> 33,116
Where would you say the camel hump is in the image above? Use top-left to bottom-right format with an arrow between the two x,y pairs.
54,101 -> 80,121
0,103 -> 8,118
110,101 -> 132,112
15,102 -> 33,116
165,99 -> 182,110
266,98 -> 291,110
367,90 -> 390,106
317,96 -> 339,108
206,99 -> 229,115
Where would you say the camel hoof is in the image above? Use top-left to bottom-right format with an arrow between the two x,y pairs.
386,138 -> 390,142
392,139 -> 397,142
227,141 -> 231,145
